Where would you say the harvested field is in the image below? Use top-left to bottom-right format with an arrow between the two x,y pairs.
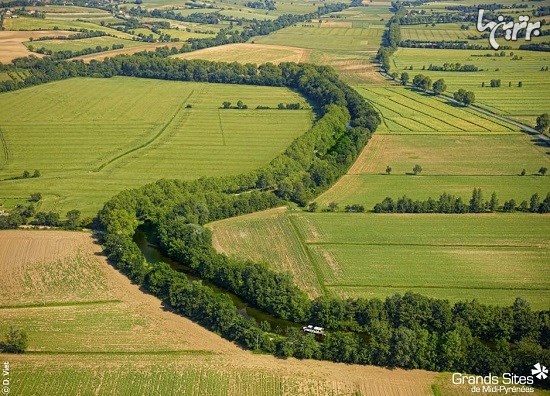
0,230 -> 244,354
0,230 -> 110,306
0,229 -> 442,395
173,43 -> 310,64
0,30 -> 72,63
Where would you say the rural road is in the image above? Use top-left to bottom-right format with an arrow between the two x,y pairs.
442,93 -> 550,144
379,71 -> 550,144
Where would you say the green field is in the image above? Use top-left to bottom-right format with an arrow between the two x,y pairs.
25,36 -> 143,53
210,210 -> 550,309
358,86 -> 519,134
219,8 -> 278,20
349,134 -> 549,176
317,175 -> 549,209
209,208 -> 325,297
253,24 -> 385,52
160,27 -> 216,41
325,5 -> 393,26
318,83 -> 549,206
399,23 -> 548,49
0,77 -> 312,216
209,76 -> 549,309
390,48 -> 550,125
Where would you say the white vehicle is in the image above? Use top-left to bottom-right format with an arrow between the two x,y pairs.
302,325 -> 325,335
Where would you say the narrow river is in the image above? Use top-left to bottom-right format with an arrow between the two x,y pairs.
133,228 -> 300,334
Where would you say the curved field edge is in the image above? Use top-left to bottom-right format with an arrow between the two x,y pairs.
0,229 -> 442,396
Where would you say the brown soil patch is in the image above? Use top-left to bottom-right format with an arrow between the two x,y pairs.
330,58 -> 387,84
0,30 -> 72,63
318,20 -> 353,28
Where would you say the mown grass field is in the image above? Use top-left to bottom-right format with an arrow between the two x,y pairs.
253,24 -> 384,52
25,36 -> 144,53
391,48 -> 550,125
159,27 -> 216,41
0,230 -> 442,396
348,134 -> 549,175
0,77 -> 312,216
209,208 -> 325,297
357,86 -> 519,134
316,83 -> 549,206
210,210 -> 550,309
399,23 -> 548,49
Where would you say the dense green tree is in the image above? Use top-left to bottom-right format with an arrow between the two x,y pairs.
365,319 -> 392,365
488,191 -> 498,212
530,193 -> 541,212
503,199 -> 516,212
323,332 -> 360,363
3,326 -> 28,353
453,89 -> 475,106
438,325 -> 471,371
469,188 -> 484,213
29,192 -> 42,202
535,113 -> 549,134
65,209 -> 81,230
432,78 -> 446,95
412,74 -> 432,91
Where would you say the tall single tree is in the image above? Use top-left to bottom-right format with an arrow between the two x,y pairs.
535,113 -> 549,134
469,188 -> 484,213
488,191 -> 498,212
432,78 -> 447,95
400,72 -> 409,86
529,193 -> 540,212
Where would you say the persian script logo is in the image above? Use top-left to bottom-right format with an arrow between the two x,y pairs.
476,9 -> 541,50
